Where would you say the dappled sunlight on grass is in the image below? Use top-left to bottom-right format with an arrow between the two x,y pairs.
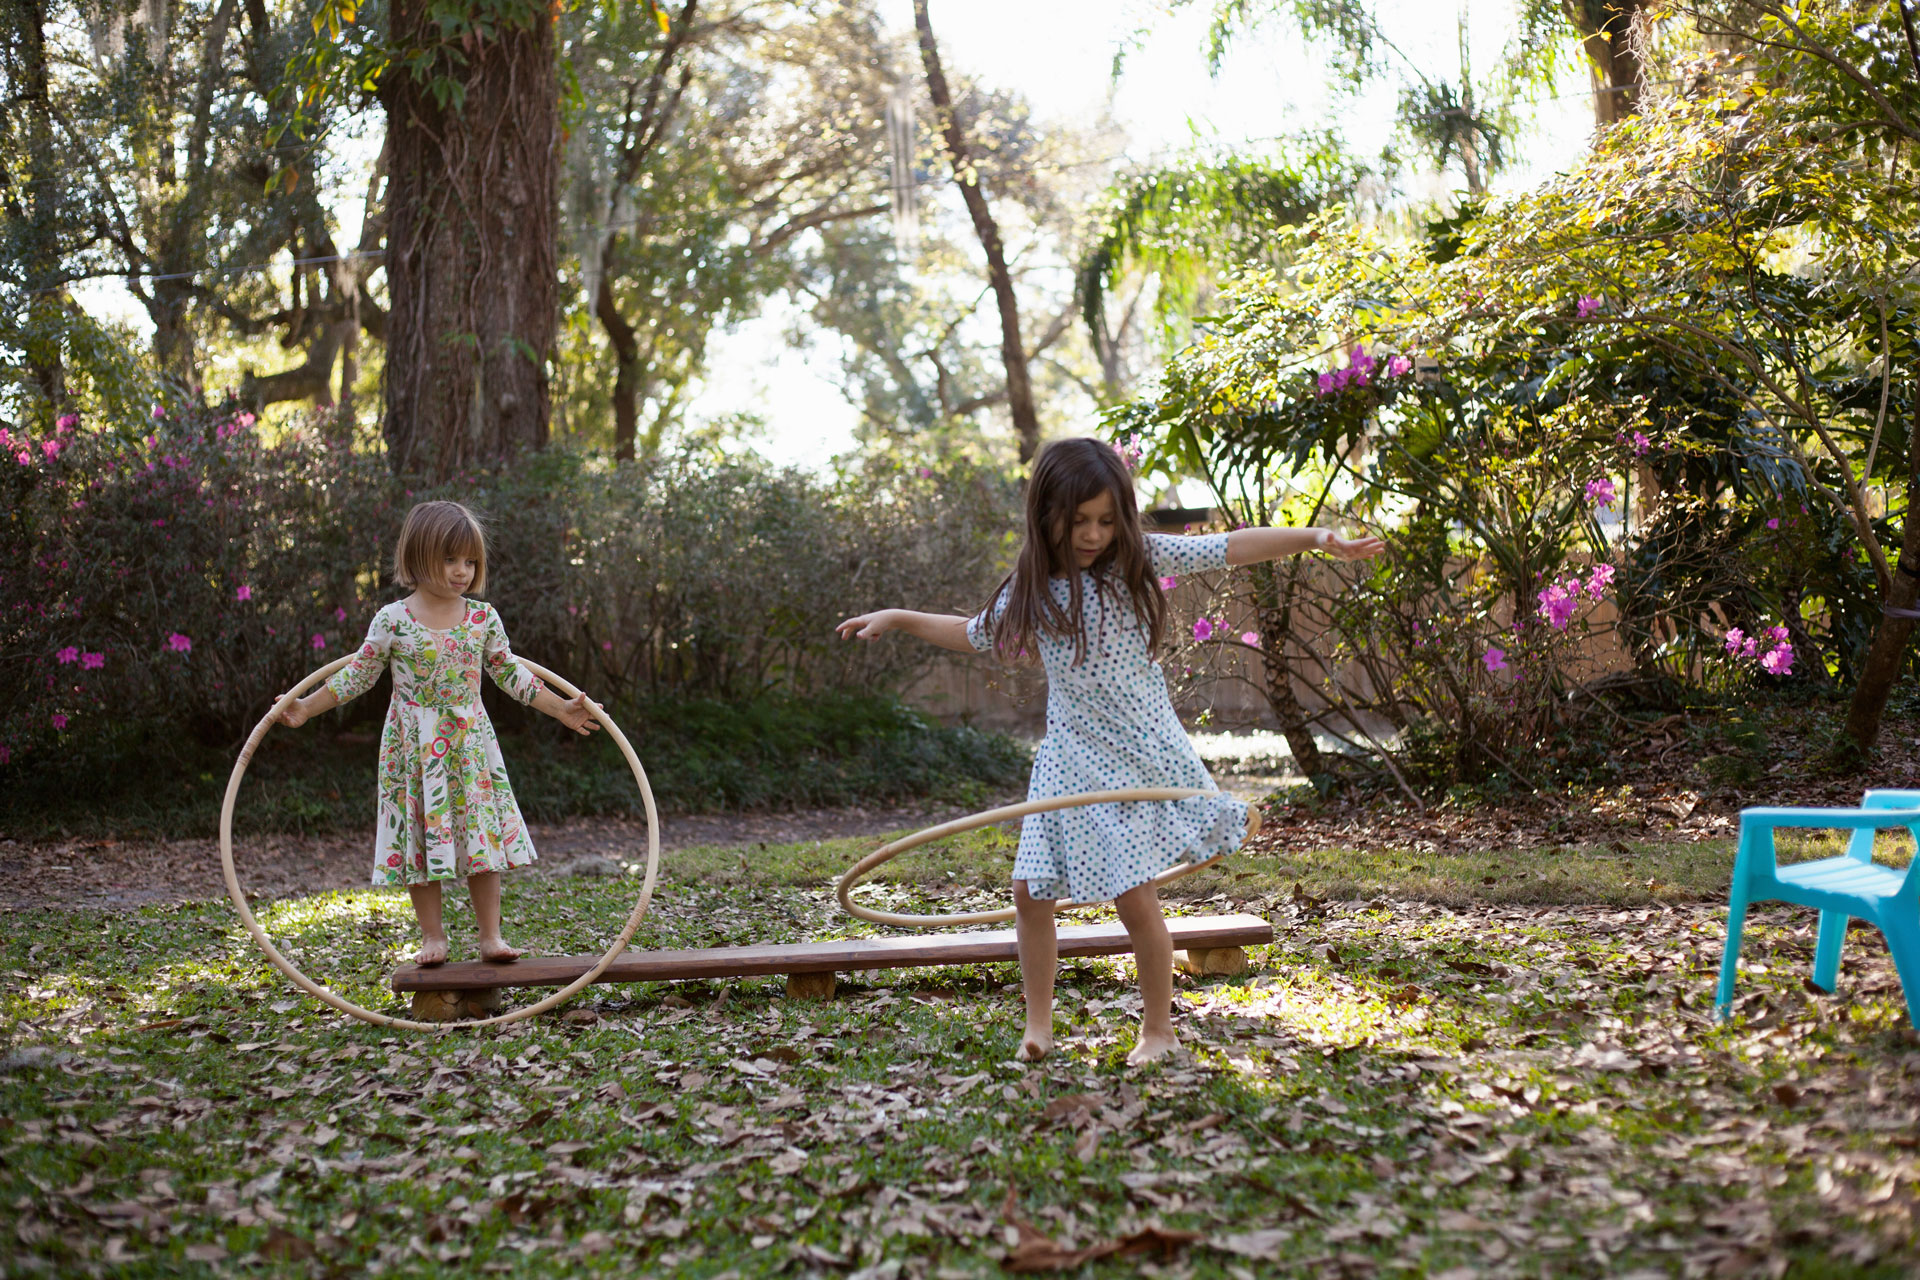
5,831 -> 1920,1276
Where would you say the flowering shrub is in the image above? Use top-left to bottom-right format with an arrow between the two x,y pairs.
1,398 -> 392,769
1719,624 -> 1797,680
1,405 -> 1013,772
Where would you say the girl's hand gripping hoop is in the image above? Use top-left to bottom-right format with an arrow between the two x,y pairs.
219,657 -> 659,1031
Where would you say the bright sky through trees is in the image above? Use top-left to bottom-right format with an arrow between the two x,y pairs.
725,0 -> 1598,468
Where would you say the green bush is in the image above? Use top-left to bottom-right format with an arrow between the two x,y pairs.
0,692 -> 1031,841
1,398 -> 1015,788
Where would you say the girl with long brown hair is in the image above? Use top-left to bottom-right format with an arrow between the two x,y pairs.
839,439 -> 1383,1063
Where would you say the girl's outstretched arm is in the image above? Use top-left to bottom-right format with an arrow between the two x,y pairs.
836,609 -> 974,653
1226,526 -> 1386,565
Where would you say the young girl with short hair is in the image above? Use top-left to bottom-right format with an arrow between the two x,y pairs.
278,500 -> 600,966
838,438 -> 1383,1064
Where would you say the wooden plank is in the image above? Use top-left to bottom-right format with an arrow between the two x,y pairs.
391,913 -> 1273,992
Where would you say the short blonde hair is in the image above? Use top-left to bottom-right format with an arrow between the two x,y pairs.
393,501 -> 488,595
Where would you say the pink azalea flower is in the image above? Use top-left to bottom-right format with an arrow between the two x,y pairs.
1576,296 -> 1603,318
81,652 -> 104,669
1483,647 -> 1509,672
1584,477 -> 1618,506
150,404 -> 165,419
917,467 -> 933,478
1240,631 -> 1260,646
311,634 -> 327,649
1536,583 -> 1579,630
1159,576 -> 1178,590
602,640 -> 614,650
1761,644 -> 1794,676
1386,354 -> 1413,378
1723,628 -> 1745,654
55,646 -> 79,664
1586,562 -> 1617,598
1741,636 -> 1759,658
41,439 -> 60,459
1192,618 -> 1216,642
1766,517 -> 1780,530
1630,431 -> 1650,455
51,713 -> 67,730
236,585 -> 252,601
1316,372 -> 1337,397
56,414 -> 78,430
1766,626 -> 1790,643
14,451 -> 29,466
333,606 -> 347,623
167,632 -> 192,653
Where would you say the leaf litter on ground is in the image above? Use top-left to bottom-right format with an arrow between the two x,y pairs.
3,812 -> 1920,1277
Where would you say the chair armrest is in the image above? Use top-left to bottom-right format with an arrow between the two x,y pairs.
1740,807 -> 1920,829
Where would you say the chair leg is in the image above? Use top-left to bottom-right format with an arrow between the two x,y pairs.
1878,916 -> 1920,1032
1715,889 -> 1751,1020
1811,909 -> 1849,993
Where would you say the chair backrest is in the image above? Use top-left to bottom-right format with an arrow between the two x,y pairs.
1862,790 -> 1920,891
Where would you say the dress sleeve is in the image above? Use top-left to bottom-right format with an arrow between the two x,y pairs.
325,609 -> 393,704
966,584 -> 1011,654
482,607 -> 548,706
1146,532 -> 1231,578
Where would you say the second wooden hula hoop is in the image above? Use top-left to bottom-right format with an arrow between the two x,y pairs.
836,787 -> 1229,928
218,655 -> 660,1032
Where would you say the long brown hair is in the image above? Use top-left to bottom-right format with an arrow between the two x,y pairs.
979,437 -> 1165,667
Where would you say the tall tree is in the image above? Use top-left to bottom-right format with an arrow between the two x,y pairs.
375,0 -> 558,477
561,1 -> 892,461
912,0 -> 1039,464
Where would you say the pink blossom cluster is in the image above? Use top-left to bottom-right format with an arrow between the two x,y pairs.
1315,347 -> 1417,396
1190,616 -> 1259,646
55,646 -> 105,668
1112,434 -> 1145,471
1584,477 -> 1617,507
1723,624 -> 1795,676
1536,563 -> 1618,631
1576,296 -> 1604,319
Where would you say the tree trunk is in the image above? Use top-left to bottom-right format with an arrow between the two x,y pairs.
10,0 -> 66,416
595,275 -> 641,462
1842,376 -> 1920,755
1248,562 -> 1328,779
1563,0 -> 1648,126
380,0 -> 558,479
913,0 -> 1040,464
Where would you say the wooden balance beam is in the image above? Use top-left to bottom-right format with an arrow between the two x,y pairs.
391,913 -> 1274,1021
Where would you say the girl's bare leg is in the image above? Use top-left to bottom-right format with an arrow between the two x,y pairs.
1116,880 -> 1178,1065
407,882 -> 449,966
1012,880 -> 1058,1061
467,871 -> 522,962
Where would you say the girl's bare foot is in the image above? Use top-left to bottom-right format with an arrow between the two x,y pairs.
415,937 -> 449,967
478,938 -> 523,963
1016,1031 -> 1053,1062
1126,1030 -> 1181,1066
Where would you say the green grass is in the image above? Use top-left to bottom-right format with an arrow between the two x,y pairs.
5,828 -> 1920,1276
0,692 -> 1030,842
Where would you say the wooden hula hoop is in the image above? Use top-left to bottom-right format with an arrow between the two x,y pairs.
837,787 -> 1232,928
219,656 -> 660,1032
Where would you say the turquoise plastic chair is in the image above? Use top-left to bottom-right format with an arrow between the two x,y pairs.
1717,789 -> 1920,1028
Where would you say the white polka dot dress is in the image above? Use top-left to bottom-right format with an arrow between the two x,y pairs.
968,533 -> 1250,903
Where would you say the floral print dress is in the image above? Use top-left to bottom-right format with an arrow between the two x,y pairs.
968,533 -> 1250,903
326,600 -> 546,886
